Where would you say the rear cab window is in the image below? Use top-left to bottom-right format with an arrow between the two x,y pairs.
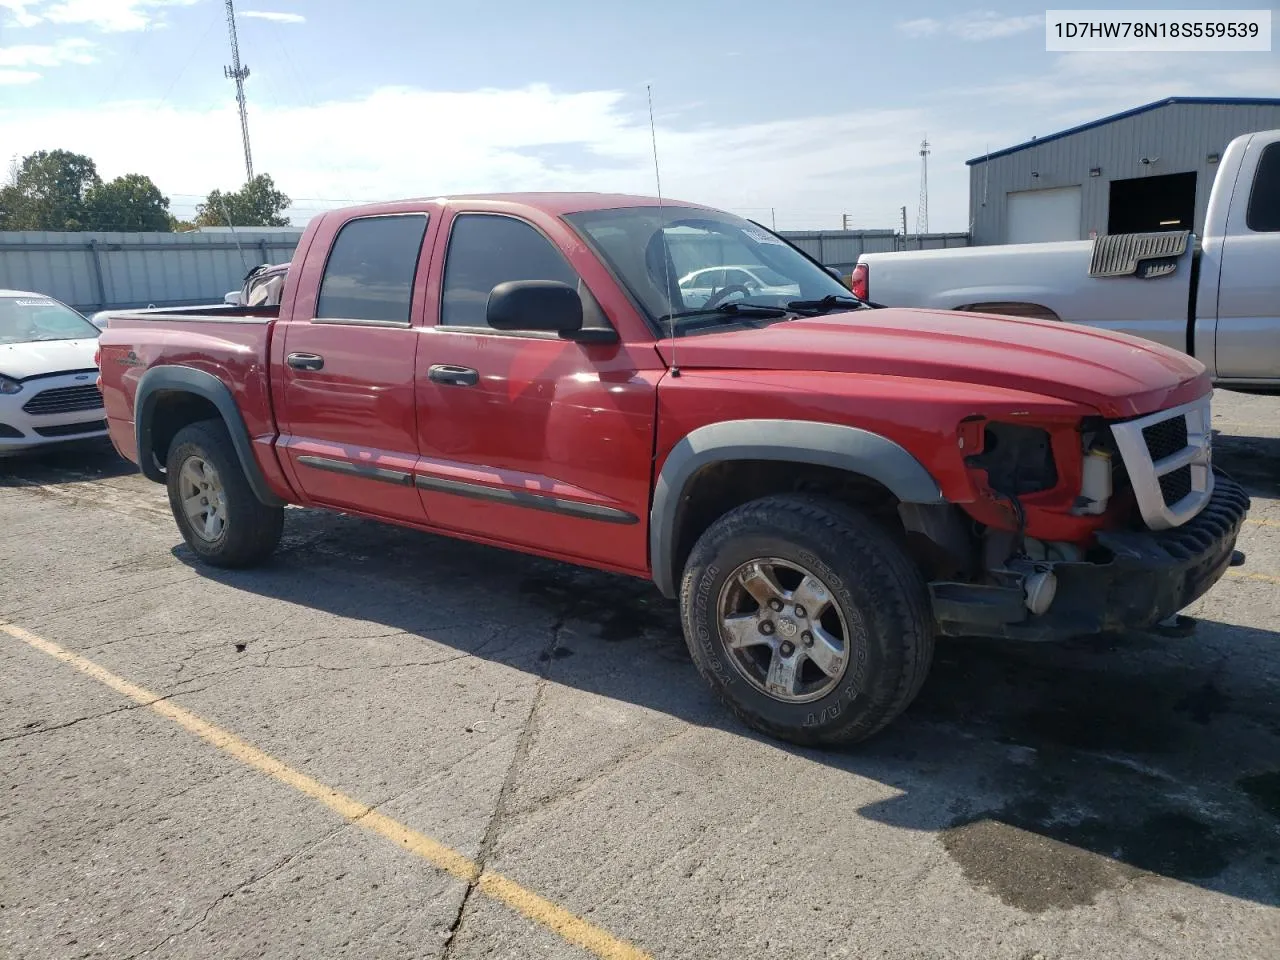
1247,142 -> 1280,233
315,214 -> 429,325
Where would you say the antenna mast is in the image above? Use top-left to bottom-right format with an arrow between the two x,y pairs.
915,135 -> 930,235
223,0 -> 254,182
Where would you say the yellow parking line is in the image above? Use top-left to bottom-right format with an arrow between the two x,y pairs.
1227,570 -> 1280,587
0,621 -> 651,960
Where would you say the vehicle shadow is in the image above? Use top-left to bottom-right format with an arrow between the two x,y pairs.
0,440 -> 134,486
174,504 -> 1280,911
1212,430 -> 1280,499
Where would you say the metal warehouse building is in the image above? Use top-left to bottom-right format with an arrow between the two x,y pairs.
968,96 -> 1280,246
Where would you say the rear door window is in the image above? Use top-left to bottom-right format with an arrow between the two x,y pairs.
1246,142 -> 1280,232
440,214 -> 578,328
315,214 -> 429,324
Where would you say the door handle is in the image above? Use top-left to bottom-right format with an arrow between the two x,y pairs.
427,364 -> 479,387
287,352 -> 325,371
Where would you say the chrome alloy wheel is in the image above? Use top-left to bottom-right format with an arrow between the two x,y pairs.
717,558 -> 850,703
177,455 -> 228,541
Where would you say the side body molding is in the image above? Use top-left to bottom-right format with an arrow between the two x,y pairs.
134,365 -> 286,507
649,419 -> 944,597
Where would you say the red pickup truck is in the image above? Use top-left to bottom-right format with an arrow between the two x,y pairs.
97,193 -> 1249,745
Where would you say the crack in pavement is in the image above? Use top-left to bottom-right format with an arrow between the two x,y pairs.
440,611 -> 564,958
0,687 -> 208,743
119,779 -> 428,959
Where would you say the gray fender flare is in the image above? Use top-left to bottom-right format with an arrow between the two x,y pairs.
650,419 -> 944,598
134,365 -> 285,506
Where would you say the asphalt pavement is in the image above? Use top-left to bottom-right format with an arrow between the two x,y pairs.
2,389 -> 1278,960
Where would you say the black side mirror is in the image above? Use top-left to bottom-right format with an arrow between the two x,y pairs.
487,280 -> 583,335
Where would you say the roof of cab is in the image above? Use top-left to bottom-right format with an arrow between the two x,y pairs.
326,192 -> 713,220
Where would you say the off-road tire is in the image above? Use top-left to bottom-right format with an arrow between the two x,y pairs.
680,494 -> 934,746
165,419 -> 284,568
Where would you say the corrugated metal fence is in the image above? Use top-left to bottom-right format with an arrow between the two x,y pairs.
781,230 -> 972,273
0,227 -> 969,313
0,230 -> 305,313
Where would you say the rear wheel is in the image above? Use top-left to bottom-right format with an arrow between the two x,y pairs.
165,420 -> 283,568
680,494 -> 934,745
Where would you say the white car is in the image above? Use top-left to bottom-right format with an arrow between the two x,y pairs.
677,264 -> 802,307
0,290 -> 108,455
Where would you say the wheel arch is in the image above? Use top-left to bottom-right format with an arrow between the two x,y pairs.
135,365 -> 285,507
650,420 -> 944,598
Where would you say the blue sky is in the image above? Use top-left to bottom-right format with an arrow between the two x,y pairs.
2,0 -> 1278,230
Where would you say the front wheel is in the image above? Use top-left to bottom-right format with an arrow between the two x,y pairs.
679,494 -> 934,746
165,419 -> 284,568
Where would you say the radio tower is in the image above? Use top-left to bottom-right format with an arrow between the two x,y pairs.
223,0 -> 254,182
915,136 -> 930,235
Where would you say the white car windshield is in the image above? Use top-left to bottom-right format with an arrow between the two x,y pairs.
0,296 -> 100,345
565,206 -> 853,334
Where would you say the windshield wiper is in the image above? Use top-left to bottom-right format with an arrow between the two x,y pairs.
785,294 -> 870,314
658,302 -> 791,326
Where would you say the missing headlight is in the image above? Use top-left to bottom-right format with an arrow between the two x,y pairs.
965,423 -> 1058,496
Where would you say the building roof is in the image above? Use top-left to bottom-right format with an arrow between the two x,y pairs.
966,97 -> 1280,166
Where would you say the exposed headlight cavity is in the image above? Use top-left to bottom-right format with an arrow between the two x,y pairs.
964,422 -> 1058,496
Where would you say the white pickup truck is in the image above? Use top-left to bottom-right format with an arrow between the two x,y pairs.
855,128 -> 1280,391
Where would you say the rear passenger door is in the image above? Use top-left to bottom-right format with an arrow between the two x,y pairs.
275,212 -> 433,522
1215,135 -> 1280,380
413,211 -> 661,574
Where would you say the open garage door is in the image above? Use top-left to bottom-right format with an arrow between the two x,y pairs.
1006,186 -> 1083,243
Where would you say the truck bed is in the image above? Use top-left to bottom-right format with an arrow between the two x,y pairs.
97,306 -> 280,474
859,239 -> 1196,355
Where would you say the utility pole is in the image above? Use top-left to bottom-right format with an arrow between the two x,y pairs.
841,213 -> 851,230
223,0 -> 254,183
915,136 -> 930,235
900,205 -> 908,237
771,207 -> 776,230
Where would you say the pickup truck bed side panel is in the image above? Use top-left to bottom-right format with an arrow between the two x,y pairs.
99,315 -> 295,503
859,241 -> 1196,355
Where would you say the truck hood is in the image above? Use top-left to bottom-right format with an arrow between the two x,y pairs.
655,309 -> 1206,418
0,337 -> 99,381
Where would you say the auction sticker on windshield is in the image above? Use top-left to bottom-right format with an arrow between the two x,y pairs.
741,226 -> 787,246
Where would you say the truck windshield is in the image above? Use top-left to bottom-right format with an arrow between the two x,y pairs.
564,206 -> 852,334
0,296 -> 100,346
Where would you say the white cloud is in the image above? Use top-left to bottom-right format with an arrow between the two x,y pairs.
898,11 -> 1040,41
0,38 -> 95,68
0,83 -> 977,231
968,52 -> 1280,116
3,0 -> 197,32
0,69 -> 41,84
898,18 -> 941,38
0,1 -> 42,27
240,10 -> 305,24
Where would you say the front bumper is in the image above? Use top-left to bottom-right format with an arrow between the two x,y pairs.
930,471 -> 1250,641
0,372 -> 107,456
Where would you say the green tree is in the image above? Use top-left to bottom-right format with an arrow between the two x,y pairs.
85,173 -> 172,232
195,174 -> 291,228
0,149 -> 101,230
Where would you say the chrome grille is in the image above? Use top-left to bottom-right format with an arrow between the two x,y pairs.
1110,395 -> 1212,530
21,383 -> 104,416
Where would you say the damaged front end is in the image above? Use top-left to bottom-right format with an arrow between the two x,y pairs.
907,395 -> 1250,641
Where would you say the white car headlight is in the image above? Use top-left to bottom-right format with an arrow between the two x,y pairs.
0,374 -> 22,395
